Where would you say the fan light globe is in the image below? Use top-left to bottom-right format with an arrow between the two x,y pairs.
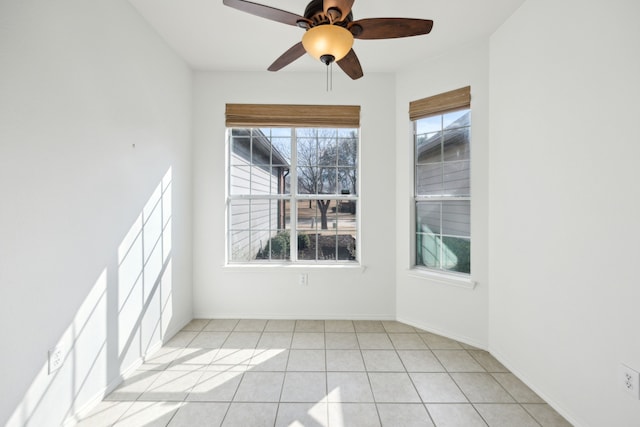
302,25 -> 354,63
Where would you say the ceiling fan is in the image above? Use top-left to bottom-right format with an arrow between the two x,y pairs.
222,0 -> 434,80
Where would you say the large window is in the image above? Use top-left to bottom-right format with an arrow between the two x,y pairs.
226,104 -> 359,264
411,87 -> 471,275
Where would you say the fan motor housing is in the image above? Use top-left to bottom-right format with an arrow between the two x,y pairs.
303,0 -> 353,27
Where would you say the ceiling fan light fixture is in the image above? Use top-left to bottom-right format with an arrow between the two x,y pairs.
302,25 -> 354,64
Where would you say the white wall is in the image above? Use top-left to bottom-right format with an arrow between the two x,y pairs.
489,0 -> 640,425
192,71 -> 397,319
0,1 -> 192,426
395,40 -> 491,348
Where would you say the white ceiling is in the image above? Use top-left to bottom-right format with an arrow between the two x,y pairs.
127,0 -> 525,74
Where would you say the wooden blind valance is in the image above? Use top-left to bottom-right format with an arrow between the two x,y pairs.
226,104 -> 360,128
409,86 -> 471,121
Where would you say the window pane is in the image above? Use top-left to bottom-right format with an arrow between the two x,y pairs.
442,201 -> 470,237
416,202 -> 441,235
297,136 -> 318,166
416,232 -> 440,269
443,161 -> 470,196
416,115 -> 442,135
230,166 -> 251,195
229,200 -> 250,230
271,137 -> 292,166
416,164 -> 443,196
338,137 -> 358,166
296,199 -> 356,261
443,127 -> 470,161
443,110 -> 470,129
318,136 -> 338,166
442,236 -> 470,274
338,168 -> 357,196
231,135 -> 251,166
297,167 -> 318,194
416,132 -> 442,164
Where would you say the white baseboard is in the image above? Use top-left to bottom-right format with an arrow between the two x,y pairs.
396,316 -> 488,351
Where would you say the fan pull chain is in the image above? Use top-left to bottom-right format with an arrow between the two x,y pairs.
325,62 -> 334,92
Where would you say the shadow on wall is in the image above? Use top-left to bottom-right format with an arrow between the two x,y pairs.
7,168 -> 175,427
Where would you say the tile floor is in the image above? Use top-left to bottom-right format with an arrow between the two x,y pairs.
77,319 -> 572,427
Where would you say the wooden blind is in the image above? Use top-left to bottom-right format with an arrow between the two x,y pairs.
409,86 -> 471,121
226,104 -> 360,128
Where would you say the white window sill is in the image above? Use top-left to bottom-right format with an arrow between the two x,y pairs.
407,268 -> 476,290
224,263 -> 366,273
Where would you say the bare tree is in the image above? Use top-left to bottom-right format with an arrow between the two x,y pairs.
297,129 -> 357,229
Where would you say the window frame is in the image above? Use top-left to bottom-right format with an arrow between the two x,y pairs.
226,126 -> 360,265
410,87 -> 473,282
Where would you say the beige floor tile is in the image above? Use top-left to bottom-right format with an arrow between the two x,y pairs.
325,333 -> 359,350
327,372 -> 375,403
468,351 -> 509,373
328,403 -> 381,427
410,373 -> 468,403
377,403 -> 435,427
426,403 -> 487,427
105,370 -> 162,401
276,402 -> 329,427
326,349 -> 366,371
222,332 -> 261,348
114,401 -> 183,427
182,319 -> 209,332
166,348 -> 218,370
234,319 -> 267,332
211,348 -> 254,367
397,350 -> 445,373
256,332 -> 293,349
222,402 -> 278,427
75,401 -> 134,427
357,333 -> 394,349
362,350 -> 405,372
250,348 -> 290,371
295,319 -> 325,332
264,319 -> 296,332
138,370 -> 203,401
190,332 -> 229,349
420,332 -> 464,350
291,332 -> 325,349
204,319 -> 239,332
325,320 -> 355,332
187,370 -> 243,402
450,373 -> 514,403
287,349 -> 326,371
353,320 -> 386,333
433,350 -> 485,372
389,333 -> 429,350
382,321 -> 418,333
369,372 -> 422,403
281,372 -> 327,402
165,331 -> 198,348
522,404 -> 573,427
167,402 -> 229,426
234,372 -> 285,402
491,373 -> 545,403
474,404 -> 539,427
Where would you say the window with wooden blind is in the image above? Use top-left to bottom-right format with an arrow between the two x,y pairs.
411,88 -> 471,275
226,104 -> 360,264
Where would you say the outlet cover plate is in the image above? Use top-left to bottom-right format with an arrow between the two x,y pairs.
48,347 -> 63,374
619,364 -> 640,399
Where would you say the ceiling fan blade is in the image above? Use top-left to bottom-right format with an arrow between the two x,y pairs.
223,0 -> 310,27
349,18 -> 434,40
323,0 -> 355,23
337,49 -> 363,80
268,42 -> 307,71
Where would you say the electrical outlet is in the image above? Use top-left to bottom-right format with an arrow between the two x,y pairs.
298,273 -> 308,286
619,364 -> 640,399
48,347 -> 63,374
